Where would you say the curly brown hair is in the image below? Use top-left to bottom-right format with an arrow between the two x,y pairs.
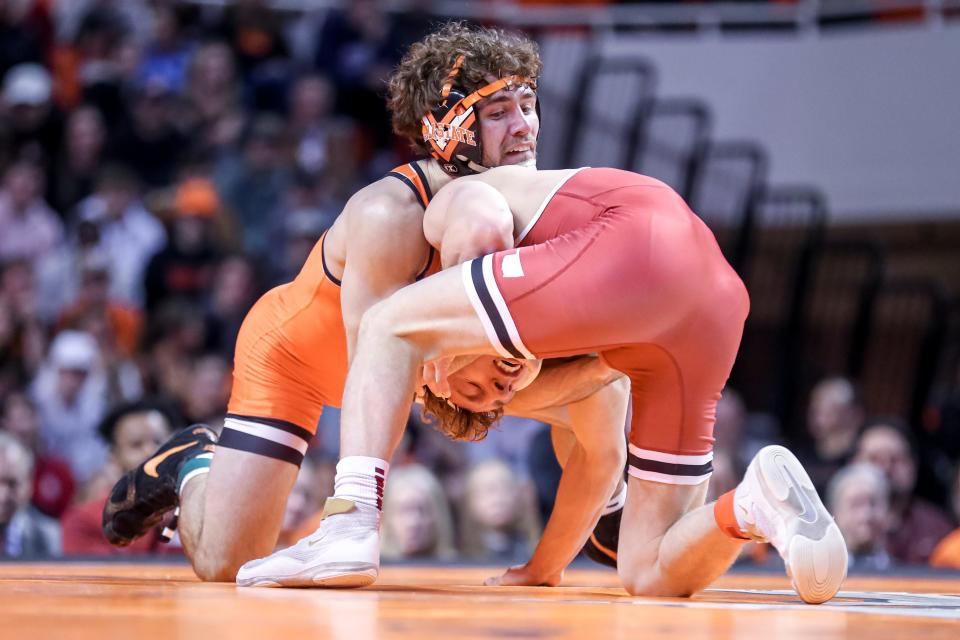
387,21 -> 542,154
421,387 -> 504,442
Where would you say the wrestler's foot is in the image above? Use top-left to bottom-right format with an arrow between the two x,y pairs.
735,445 -> 847,604
236,498 -> 380,588
102,424 -> 217,546
582,507 -> 621,568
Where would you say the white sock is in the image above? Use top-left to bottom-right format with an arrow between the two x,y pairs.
602,482 -> 627,516
333,456 -> 390,511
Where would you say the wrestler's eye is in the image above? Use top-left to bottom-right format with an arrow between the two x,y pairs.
487,110 -> 505,120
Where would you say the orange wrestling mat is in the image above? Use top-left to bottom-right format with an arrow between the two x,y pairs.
1,563 -> 958,639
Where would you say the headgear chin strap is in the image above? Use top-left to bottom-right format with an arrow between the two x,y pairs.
421,55 -> 537,176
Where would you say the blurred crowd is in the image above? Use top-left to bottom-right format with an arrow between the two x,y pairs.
1,0 -> 959,573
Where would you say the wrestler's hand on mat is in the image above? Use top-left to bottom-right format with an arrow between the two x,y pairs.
420,357 -> 453,398
484,564 -> 563,587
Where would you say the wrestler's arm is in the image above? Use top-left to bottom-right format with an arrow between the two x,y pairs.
338,185 -> 433,363
423,179 -> 515,269
338,179 -> 516,460
490,375 -> 630,586
506,356 -> 625,415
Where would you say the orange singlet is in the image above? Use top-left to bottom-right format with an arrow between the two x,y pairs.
219,163 -> 440,465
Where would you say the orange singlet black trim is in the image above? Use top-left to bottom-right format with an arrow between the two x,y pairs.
385,162 -> 436,281
321,165 -> 437,289
319,230 -> 341,286
386,162 -> 432,209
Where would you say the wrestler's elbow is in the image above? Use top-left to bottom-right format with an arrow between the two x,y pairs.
442,216 -> 513,266
357,298 -> 432,355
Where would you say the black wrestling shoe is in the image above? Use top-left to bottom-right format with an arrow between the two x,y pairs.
582,506 -> 622,568
102,424 -> 217,546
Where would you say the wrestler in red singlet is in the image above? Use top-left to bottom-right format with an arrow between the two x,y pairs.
461,167 -> 750,485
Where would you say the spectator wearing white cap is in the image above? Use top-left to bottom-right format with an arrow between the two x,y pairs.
29,330 -> 109,484
0,62 -> 64,170
0,158 -> 64,270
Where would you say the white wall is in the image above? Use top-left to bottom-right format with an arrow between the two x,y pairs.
603,24 -> 960,221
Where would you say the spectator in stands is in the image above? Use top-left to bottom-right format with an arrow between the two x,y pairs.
203,255 -> 258,358
930,464 -> 960,569
138,301 -> 205,402
49,4 -> 130,119
0,63 -> 63,173
48,104 -> 106,215
30,329 -> 108,485
61,259 -> 144,409
828,462 -> 892,571
75,165 -> 166,308
107,78 -> 187,188
0,3 -> 46,82
0,430 -> 61,558
0,159 -> 63,269
0,259 -> 48,392
269,204 -> 329,285
61,399 -> 177,555
313,0 -> 403,150
381,464 -> 456,561
217,0 -> 290,79
214,114 -> 292,258
713,387 -> 782,477
58,252 -> 143,361
178,352 -> 230,429
143,177 -> 224,312
136,3 -> 193,96
853,418 -> 954,564
182,41 -> 245,156
796,376 -> 865,494
459,459 -> 540,561
287,73 -> 340,178
1,391 -> 75,519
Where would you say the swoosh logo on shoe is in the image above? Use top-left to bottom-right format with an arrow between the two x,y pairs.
144,443 -> 196,478
778,460 -> 819,524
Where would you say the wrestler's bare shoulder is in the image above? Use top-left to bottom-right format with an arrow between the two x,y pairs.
324,174 -> 431,272
462,166 -> 580,203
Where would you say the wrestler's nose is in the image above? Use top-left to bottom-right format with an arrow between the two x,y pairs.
492,378 -> 515,401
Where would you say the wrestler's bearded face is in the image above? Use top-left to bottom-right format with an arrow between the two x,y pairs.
478,81 -> 539,169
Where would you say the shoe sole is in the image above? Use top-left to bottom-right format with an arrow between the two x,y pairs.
753,445 -> 848,604
236,562 -> 378,589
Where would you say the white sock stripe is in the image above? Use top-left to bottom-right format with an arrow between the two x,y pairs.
627,466 -> 712,486
628,444 -> 714,466
196,452 -> 214,460
178,467 -> 211,494
480,254 -> 536,360
462,260 -> 514,359
335,456 -> 390,477
223,416 -> 309,455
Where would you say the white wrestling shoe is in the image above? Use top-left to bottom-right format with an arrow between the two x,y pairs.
236,498 -> 380,588
734,445 -> 848,604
